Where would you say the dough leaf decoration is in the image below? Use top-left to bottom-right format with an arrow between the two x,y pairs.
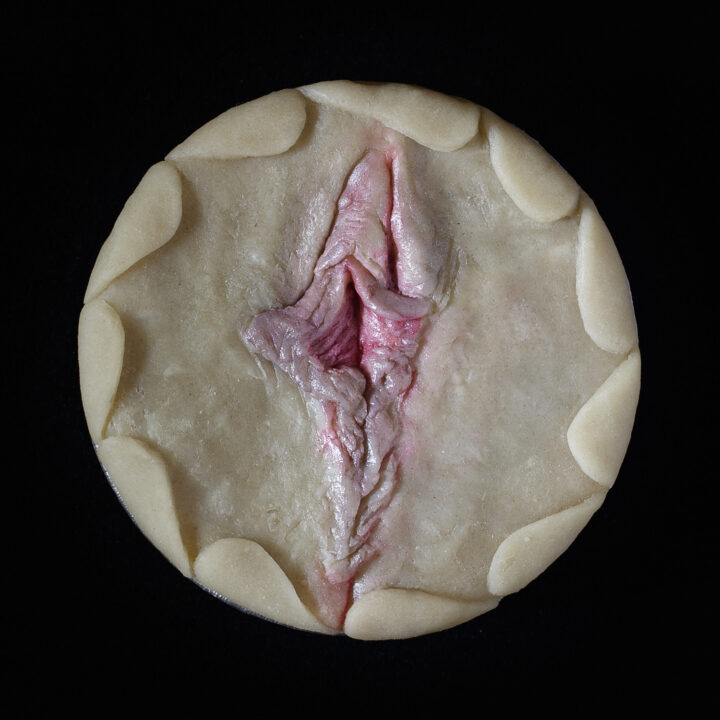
166,88 -> 307,161
344,588 -> 499,641
78,298 -> 125,444
193,538 -> 337,634
487,492 -> 605,597
84,161 -> 183,303
300,80 -> 481,152
486,111 -> 580,223
97,436 -> 192,577
576,198 -> 638,354
242,132 -> 452,629
567,350 -> 641,487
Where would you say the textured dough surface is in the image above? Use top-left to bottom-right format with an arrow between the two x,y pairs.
80,82 -> 640,638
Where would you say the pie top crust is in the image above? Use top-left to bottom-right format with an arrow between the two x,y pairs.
78,81 -> 640,640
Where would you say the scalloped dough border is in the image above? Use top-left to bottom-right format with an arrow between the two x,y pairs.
485,110 -> 580,223
487,492 -> 606,597
166,88 -> 307,161
85,161 -> 183,303
97,435 -> 191,577
78,298 -> 125,444
344,588 -> 499,641
300,80 -> 481,152
567,350 -> 641,487
193,538 -> 336,635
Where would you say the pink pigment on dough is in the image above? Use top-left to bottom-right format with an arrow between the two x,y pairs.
243,137 -> 443,627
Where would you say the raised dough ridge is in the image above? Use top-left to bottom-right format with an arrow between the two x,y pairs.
576,196 -> 638,353
84,161 -> 183,303
485,110 -> 580,222
487,492 -> 606,597
567,349 -> 641,486
299,80 -> 481,152
344,587 -> 499,640
193,537 -> 337,635
166,88 -> 307,160
78,298 -> 125,444
97,435 -> 192,576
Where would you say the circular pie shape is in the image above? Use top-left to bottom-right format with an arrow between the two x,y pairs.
78,81 -> 640,640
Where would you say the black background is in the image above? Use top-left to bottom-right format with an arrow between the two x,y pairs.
6,6 -> 713,711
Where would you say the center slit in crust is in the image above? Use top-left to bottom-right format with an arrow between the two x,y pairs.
243,143 -> 443,627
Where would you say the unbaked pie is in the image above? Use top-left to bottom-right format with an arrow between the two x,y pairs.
78,81 -> 640,639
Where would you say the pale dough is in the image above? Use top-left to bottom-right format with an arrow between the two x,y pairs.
78,81 -> 640,640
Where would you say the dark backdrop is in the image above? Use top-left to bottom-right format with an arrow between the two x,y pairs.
6,7 -> 711,711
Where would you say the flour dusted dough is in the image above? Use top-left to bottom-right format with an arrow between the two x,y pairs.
78,81 -> 640,640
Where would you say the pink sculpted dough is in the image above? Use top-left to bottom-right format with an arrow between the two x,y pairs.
244,133 -> 442,627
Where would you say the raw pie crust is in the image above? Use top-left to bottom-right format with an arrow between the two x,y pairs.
78,81 -> 640,640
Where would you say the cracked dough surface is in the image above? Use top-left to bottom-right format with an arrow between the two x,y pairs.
78,81 -> 640,640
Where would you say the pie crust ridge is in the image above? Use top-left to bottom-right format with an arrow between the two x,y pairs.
566,349 -> 641,487
343,588 -> 500,641
487,491 -> 605,597
97,435 -> 192,577
299,80 -> 481,152
166,88 -> 307,161
484,109 -> 580,223
576,196 -> 638,354
84,161 -> 183,303
193,537 -> 337,634
78,298 -> 125,444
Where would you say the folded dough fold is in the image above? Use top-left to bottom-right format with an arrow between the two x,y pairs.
300,80 -> 481,152
193,538 -> 337,634
344,588 -> 499,640
577,197 -> 638,354
84,161 -> 183,302
567,350 -> 641,486
167,88 -> 307,161
97,435 -> 191,577
486,110 -> 580,222
487,492 -> 606,597
78,298 -> 124,444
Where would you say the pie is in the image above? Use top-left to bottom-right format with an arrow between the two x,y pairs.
78,81 -> 640,639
